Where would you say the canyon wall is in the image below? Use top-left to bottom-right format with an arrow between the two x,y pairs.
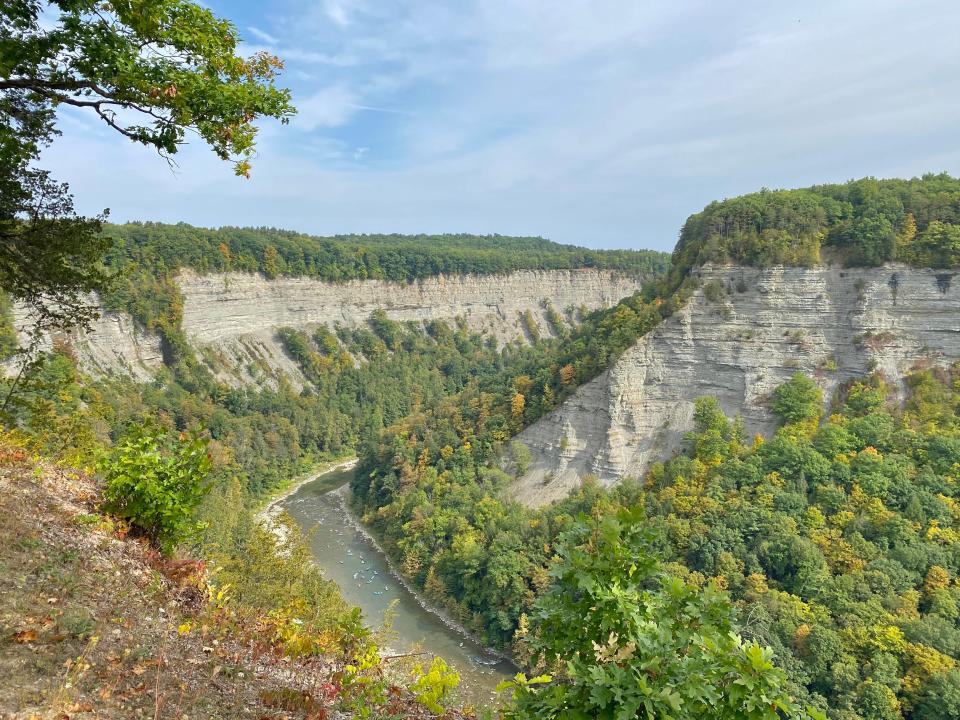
178,268 -> 642,387
511,265 -> 960,507
18,269 -> 643,385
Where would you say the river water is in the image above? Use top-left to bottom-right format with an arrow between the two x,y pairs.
281,464 -> 515,706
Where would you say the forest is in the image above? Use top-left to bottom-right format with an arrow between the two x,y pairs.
103,222 -> 670,282
3,174 -> 960,719
353,367 -> 960,720
669,174 -> 960,286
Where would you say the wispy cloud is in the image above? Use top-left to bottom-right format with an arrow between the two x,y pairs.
39,0 -> 960,249
246,25 -> 278,44
293,85 -> 358,131
323,0 -> 352,27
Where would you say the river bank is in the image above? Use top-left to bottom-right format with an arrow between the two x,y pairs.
330,484 -> 516,665
280,463 -> 515,705
256,456 -> 358,534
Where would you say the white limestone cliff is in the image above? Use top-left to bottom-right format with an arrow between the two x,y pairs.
511,265 -> 960,507
16,268 -> 642,385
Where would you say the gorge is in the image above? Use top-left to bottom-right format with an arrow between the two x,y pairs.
6,175 -> 960,720
15,267 -> 644,385
513,264 -> 960,506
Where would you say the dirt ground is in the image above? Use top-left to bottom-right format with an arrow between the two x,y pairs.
0,446 -> 345,720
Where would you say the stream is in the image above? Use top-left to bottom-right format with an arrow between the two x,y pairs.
281,463 -> 515,706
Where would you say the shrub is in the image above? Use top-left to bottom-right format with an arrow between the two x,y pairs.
0,291 -> 18,360
502,508 -> 813,720
410,657 -> 460,713
510,440 -> 532,477
703,278 -> 726,303
99,424 -> 211,554
772,373 -> 823,425
520,309 -> 541,341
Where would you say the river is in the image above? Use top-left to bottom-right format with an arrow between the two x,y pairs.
281,463 -> 515,707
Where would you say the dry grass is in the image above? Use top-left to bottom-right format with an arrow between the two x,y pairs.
0,446 -> 341,720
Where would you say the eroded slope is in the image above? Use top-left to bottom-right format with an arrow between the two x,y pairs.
512,265 -> 960,506
15,269 -> 644,386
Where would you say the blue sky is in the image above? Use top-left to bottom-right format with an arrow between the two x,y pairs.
43,0 -> 960,251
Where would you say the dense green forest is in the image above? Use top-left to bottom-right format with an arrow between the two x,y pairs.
354,367 -> 960,720
641,371 -> 960,720
670,173 -> 960,286
103,222 -> 671,282
6,175 -> 960,720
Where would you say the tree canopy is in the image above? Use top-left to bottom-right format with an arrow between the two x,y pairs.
502,508 -> 809,720
101,221 -> 671,284
669,174 -> 960,286
0,0 -> 294,333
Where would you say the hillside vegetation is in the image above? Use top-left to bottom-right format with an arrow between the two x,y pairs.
104,223 -> 670,283
91,222 -> 668,370
670,174 -> 960,285
0,437 -> 478,719
7,173 -> 960,720
356,365 -> 960,720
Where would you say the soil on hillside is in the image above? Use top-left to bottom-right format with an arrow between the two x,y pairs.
0,446 -> 344,720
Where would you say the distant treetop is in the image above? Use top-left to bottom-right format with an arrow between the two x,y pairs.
670,173 -> 960,285
103,222 -> 671,283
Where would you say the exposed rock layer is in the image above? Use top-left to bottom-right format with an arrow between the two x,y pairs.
511,265 -> 960,507
178,269 -> 640,344
181,268 -> 642,387
11,307 -> 164,382
18,269 -> 643,385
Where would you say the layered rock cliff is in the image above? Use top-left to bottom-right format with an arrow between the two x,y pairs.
511,265 -> 960,507
18,269 -> 643,385
10,306 -> 164,383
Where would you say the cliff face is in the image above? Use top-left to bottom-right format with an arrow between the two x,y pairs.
11,306 -> 165,382
511,265 -> 960,507
20,269 -> 643,385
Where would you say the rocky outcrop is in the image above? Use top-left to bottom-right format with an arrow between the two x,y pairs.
18,269 -> 643,384
511,265 -> 960,507
180,268 -> 643,387
11,307 -> 164,382
178,268 -> 639,343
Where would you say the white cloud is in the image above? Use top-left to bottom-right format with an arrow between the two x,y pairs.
36,0 -> 960,250
279,47 -> 358,66
324,0 -> 351,27
293,85 -> 358,131
246,26 -> 278,44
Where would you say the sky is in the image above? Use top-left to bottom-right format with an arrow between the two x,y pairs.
43,0 -> 960,252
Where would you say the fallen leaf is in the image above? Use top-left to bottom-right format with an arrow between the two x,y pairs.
12,629 -> 37,643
